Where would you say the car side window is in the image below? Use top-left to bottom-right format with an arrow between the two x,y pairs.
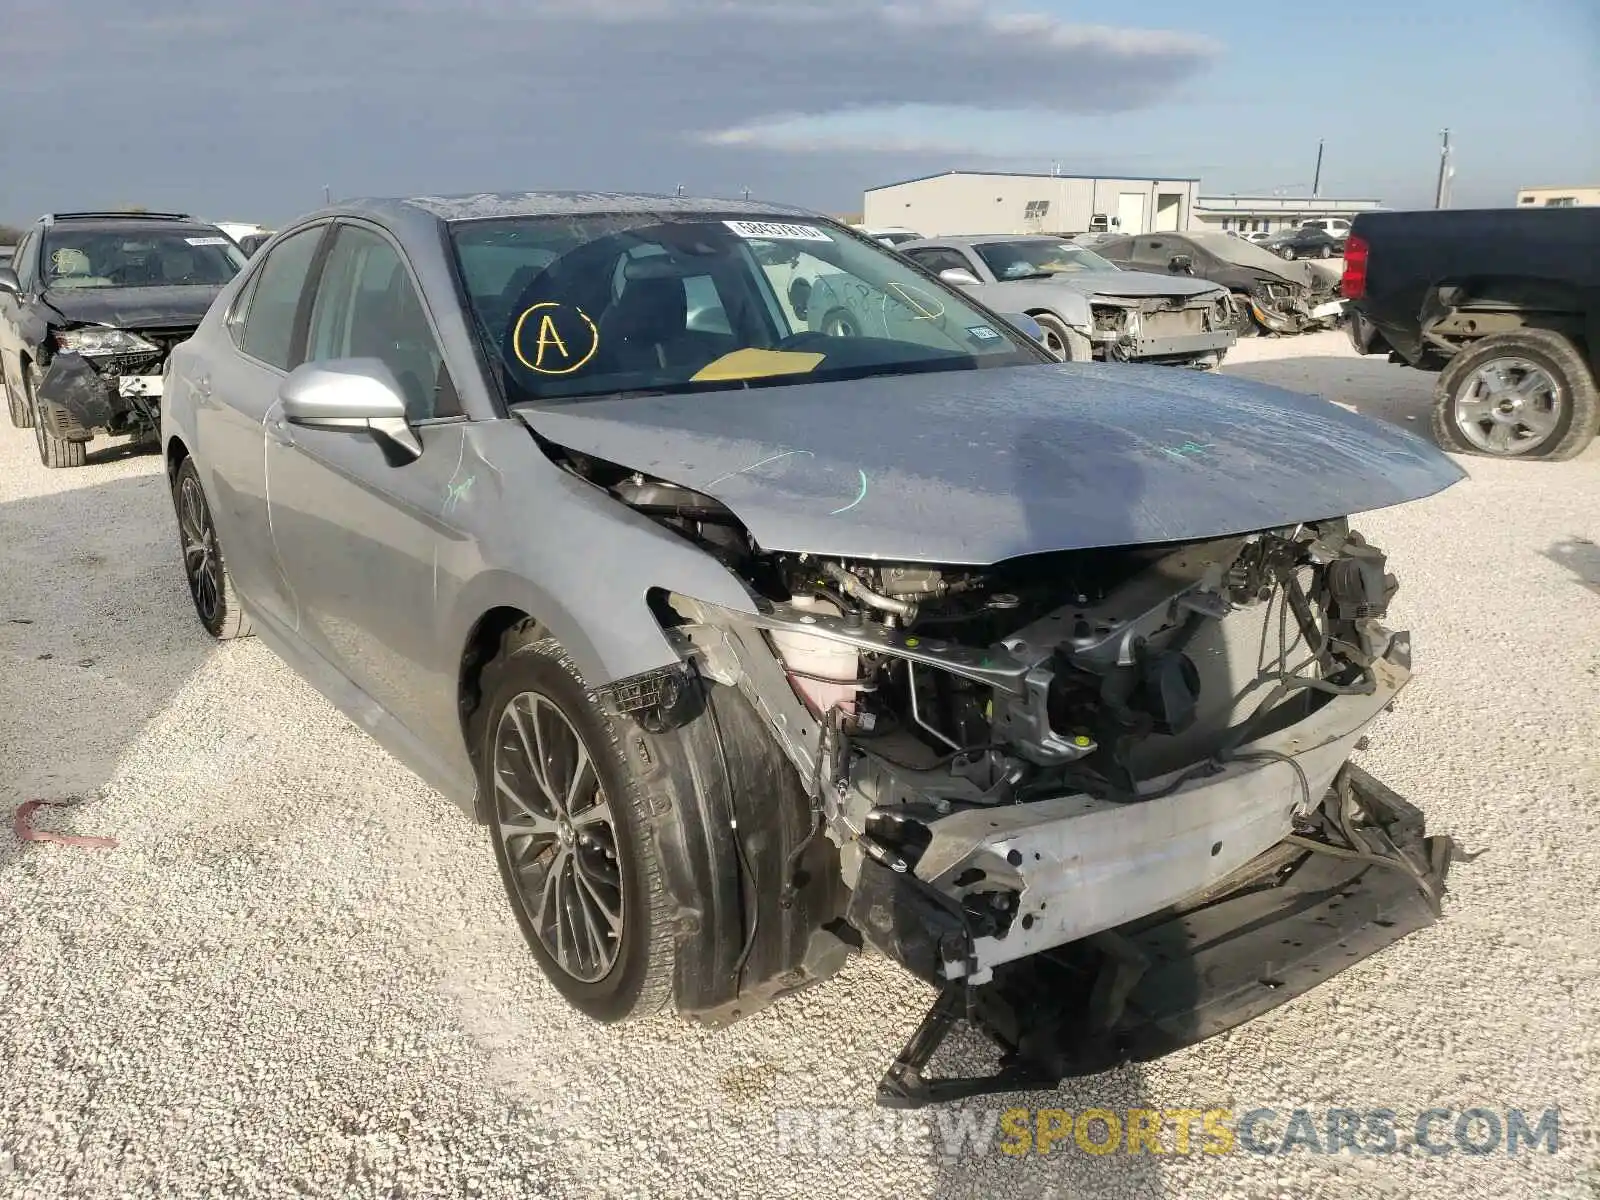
240,226 -> 325,370
13,231 -> 39,291
904,248 -> 973,276
304,225 -> 458,422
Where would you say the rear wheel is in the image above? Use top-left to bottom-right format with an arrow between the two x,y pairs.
1032,312 -> 1092,362
1430,330 -> 1599,461
1318,245 -> 1333,259
481,638 -> 677,1022
171,457 -> 253,639
5,367 -> 33,428
28,366 -> 87,469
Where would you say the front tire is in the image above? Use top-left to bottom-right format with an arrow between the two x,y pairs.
481,639 -> 676,1022
1032,312 -> 1093,362
28,366 -> 87,468
1281,247 -> 1298,261
1430,330 -> 1599,461
171,457 -> 253,639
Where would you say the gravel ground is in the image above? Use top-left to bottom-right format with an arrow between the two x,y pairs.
2,331 -> 1597,1200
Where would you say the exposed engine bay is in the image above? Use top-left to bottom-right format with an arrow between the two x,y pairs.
557,452 -> 1456,1105
1089,291 -> 1236,367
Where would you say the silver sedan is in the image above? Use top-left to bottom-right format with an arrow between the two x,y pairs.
162,191 -> 1464,1102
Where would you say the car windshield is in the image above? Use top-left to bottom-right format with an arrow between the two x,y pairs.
974,239 -> 1118,279
42,228 -> 247,289
450,213 -> 1040,404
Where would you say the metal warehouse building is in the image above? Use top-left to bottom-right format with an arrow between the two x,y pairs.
862,170 -> 1200,238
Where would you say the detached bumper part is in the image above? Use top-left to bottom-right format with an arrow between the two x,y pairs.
876,763 -> 1455,1108
36,352 -> 159,433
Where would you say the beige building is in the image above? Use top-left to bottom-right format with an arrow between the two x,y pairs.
862,171 -> 1200,238
1192,194 -> 1383,235
1516,186 -> 1600,208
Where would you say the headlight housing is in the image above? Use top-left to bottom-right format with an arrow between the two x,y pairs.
53,327 -> 160,357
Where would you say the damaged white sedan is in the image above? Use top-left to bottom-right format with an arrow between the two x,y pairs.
161,192 -> 1465,1107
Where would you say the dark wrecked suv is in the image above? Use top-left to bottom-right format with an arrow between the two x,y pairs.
162,191 -> 1466,1107
0,211 -> 247,467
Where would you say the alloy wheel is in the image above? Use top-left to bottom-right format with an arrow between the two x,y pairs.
493,692 -> 623,983
1452,357 -> 1563,456
177,474 -> 223,624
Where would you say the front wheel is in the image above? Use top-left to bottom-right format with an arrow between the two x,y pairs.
1031,312 -> 1092,362
1430,329 -> 1599,461
28,367 -> 87,469
171,457 -> 253,638
1319,245 -> 1333,259
481,639 -> 677,1022
1281,247 -> 1298,261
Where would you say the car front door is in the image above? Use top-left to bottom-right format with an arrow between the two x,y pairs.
197,222 -> 330,633
1,231 -> 40,400
263,220 -> 469,748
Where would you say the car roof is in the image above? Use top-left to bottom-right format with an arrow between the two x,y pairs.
905,234 -> 1070,248
333,190 -> 820,225
39,216 -> 226,237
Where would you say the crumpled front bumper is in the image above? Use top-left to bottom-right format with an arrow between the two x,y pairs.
36,352 -> 162,432
898,632 -> 1412,985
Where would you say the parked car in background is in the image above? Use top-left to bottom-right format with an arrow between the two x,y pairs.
1095,230 -> 1343,336
850,225 -> 921,248
1263,225 -> 1343,261
897,234 -> 1235,367
0,210 -> 248,466
160,190 -> 1462,1103
1342,206 -> 1599,460
1300,217 -> 1352,244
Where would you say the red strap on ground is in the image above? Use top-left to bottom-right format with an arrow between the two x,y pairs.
13,800 -> 118,850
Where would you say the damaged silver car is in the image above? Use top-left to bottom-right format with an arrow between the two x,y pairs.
161,193 -> 1465,1106
898,235 -> 1237,368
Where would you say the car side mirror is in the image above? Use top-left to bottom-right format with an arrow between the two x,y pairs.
278,358 -> 421,462
0,267 -> 20,295
938,268 -> 981,287
1000,313 -> 1045,344
1169,255 -> 1193,274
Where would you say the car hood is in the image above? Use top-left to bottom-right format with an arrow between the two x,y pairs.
42,285 -> 223,329
1021,270 -> 1222,301
515,363 -> 1464,565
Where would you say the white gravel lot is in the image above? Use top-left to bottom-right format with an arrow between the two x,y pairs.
2,331 -> 1597,1199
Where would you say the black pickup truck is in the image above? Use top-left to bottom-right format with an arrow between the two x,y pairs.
1342,207 -> 1599,460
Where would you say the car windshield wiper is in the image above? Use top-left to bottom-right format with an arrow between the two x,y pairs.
1003,271 -> 1058,281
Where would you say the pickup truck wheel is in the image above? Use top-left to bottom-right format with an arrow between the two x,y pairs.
27,367 -> 87,469
5,369 -> 34,428
1431,330 -> 1599,461
171,458 -> 253,639
1032,312 -> 1092,361
480,638 -> 678,1023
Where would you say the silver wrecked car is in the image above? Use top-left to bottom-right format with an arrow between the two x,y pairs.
898,234 -> 1237,368
162,192 -> 1464,1106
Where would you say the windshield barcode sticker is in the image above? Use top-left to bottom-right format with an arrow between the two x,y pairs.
185,236 -> 230,246
724,220 -> 832,242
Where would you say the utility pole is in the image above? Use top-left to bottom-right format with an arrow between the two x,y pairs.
322,184 -> 331,206
1312,140 -> 1324,197
1434,129 -> 1452,209
741,185 -> 751,201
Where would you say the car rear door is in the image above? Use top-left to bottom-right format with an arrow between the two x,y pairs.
263,219 -> 470,748
194,221 -> 331,633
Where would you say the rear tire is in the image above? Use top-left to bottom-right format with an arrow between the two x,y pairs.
28,367 -> 88,469
1430,330 -> 1599,461
1032,312 -> 1093,362
480,638 -> 678,1022
171,457 -> 253,639
5,367 -> 33,428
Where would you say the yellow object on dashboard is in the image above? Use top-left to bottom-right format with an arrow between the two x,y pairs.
691,348 -> 826,382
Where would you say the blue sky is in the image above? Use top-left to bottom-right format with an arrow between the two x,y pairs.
1,0 -> 1595,226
